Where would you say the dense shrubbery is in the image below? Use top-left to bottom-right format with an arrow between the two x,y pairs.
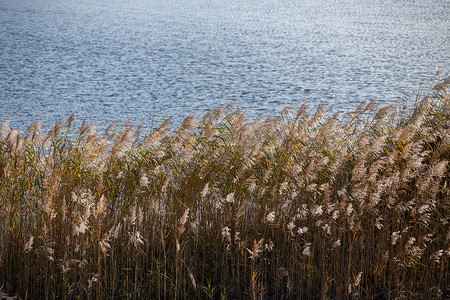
0,79 -> 449,299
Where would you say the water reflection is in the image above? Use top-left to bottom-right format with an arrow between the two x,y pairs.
0,0 -> 448,130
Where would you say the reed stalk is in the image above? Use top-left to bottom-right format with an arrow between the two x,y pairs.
0,79 -> 449,299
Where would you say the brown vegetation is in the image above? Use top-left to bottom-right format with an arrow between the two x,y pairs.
0,79 -> 449,299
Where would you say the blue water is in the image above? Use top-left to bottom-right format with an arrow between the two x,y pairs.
0,0 -> 449,131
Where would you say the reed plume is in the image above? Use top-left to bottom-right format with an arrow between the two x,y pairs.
0,79 -> 449,299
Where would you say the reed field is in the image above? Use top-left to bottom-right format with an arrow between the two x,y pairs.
0,79 -> 449,299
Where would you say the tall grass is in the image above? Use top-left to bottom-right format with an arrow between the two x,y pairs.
0,79 -> 449,299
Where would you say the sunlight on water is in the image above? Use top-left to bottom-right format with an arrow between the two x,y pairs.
0,0 -> 448,130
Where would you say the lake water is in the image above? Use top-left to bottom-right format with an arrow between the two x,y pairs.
1,0 -> 449,131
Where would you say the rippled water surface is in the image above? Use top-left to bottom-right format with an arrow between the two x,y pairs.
1,0 -> 449,130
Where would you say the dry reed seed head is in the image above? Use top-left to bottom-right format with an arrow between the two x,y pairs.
332,209 -> 340,220
333,239 -> 341,248
353,271 -> 363,288
391,231 -> 401,245
200,182 -> 210,198
247,238 -> 264,260
245,178 -> 257,193
72,189 -> 95,207
188,271 -> 196,290
88,274 -> 99,290
431,250 -> 444,263
311,204 -> 323,217
85,124 -> 97,137
152,149 -> 166,159
175,238 -> 181,253
370,135 -> 387,156
221,226 -> 231,243
281,199 -> 291,213
150,198 -> 161,215
356,135 -> 370,150
47,120 -> 64,140
435,69 -> 445,78
375,216 -> 384,229
337,187 -> 348,200
178,208 -> 190,237
281,104 -> 296,118
60,260 -> 71,274
112,223 -> 122,239
287,221 -> 296,232
160,176 -> 171,198
322,223 -> 331,235
346,203 -> 354,217
353,100 -> 368,116
266,211 -> 275,223
129,230 -> 144,247
132,121 -> 145,141
374,105 -> 395,121
407,246 -> 425,261
234,231 -> 241,243
279,181 -> 288,195
99,232 -> 111,254
302,243 -> 312,256
105,121 -> 122,134
129,205 -> 137,226
295,103 -> 310,120
140,173 -> 149,187
429,160 -> 448,179
265,240 -> 274,252
297,226 -> 308,235
142,130 -> 160,149
364,98 -> 378,113
15,137 -> 25,154
306,183 -> 320,195
215,198 -> 223,210
5,129 -> 20,151
24,235 -> 34,253
310,105 -> 327,127
224,102 -> 237,112
422,233 -> 434,244
73,221 -> 89,236
43,245 -> 55,261
224,192 -> 235,203
71,190 -> 95,235
179,114 -> 198,132
0,120 -> 12,140
201,106 -> 224,126
297,204 -> 309,219
27,120 -> 43,138
65,113 -> 75,127
138,206 -> 144,224
94,195 -> 107,218
315,219 -> 323,227
45,196 -> 56,220
291,190 -> 298,199
290,163 -> 303,176
406,237 -> 416,249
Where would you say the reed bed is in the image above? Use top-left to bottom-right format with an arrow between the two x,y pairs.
0,79 -> 449,299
